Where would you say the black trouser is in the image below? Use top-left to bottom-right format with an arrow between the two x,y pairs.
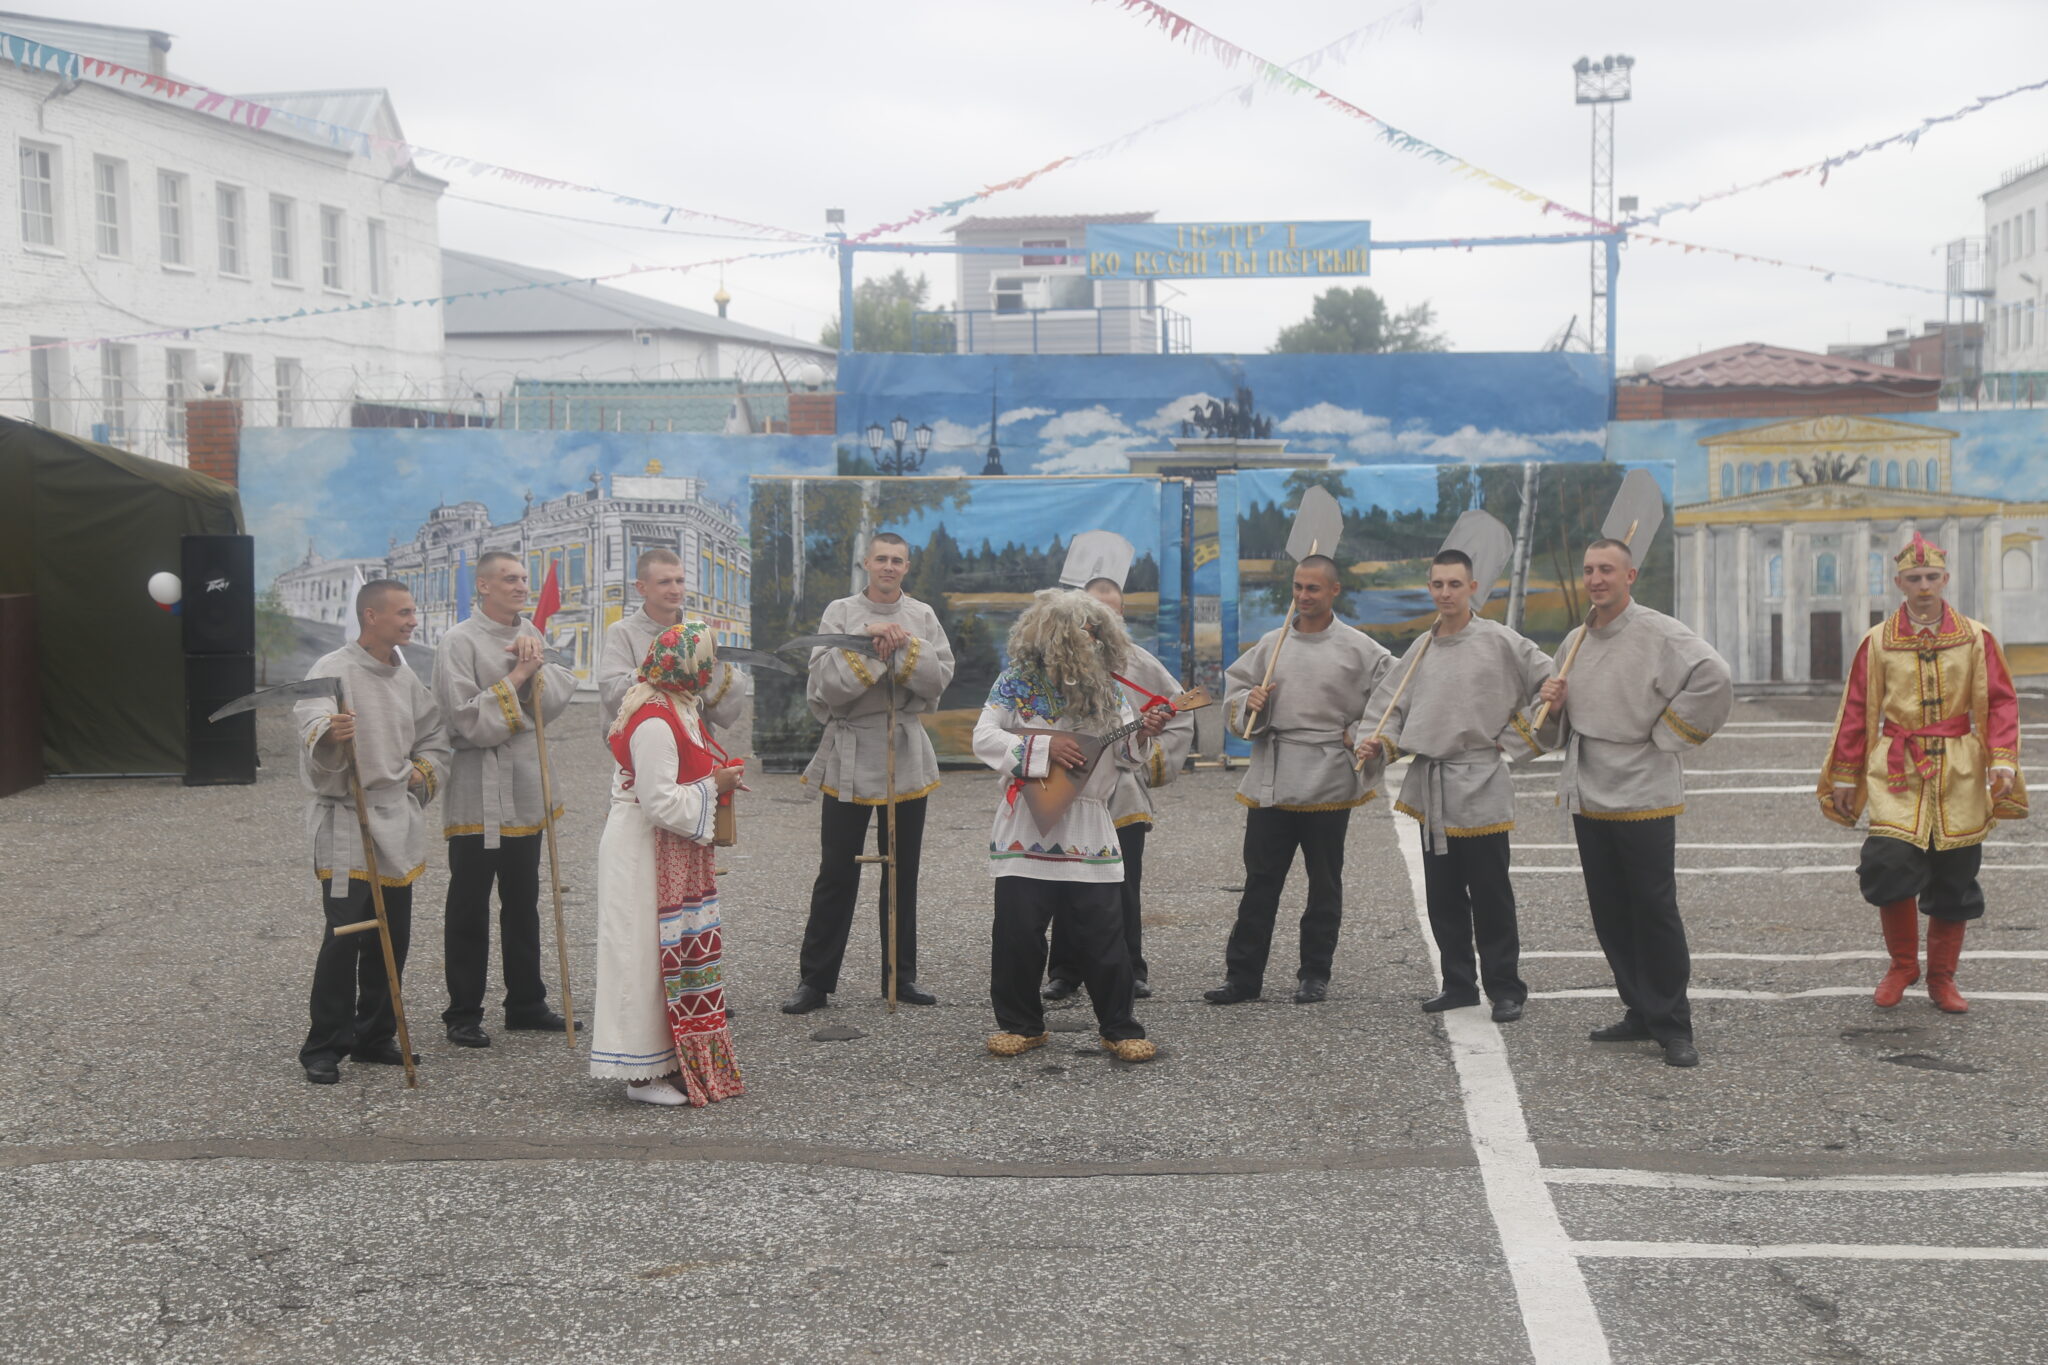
1048,821 -> 1148,987
992,876 -> 1142,1041
1421,829 -> 1527,1004
302,881 -> 412,1065
798,795 -> 927,994
442,833 -> 549,1028
1857,835 -> 1985,922
1223,805 -> 1351,991
1573,814 -> 1691,1043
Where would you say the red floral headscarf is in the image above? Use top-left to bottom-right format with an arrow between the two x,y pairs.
640,621 -> 717,696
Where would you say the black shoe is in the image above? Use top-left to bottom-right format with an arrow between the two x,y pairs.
1133,979 -> 1153,1000
1662,1038 -> 1700,1068
888,979 -> 938,1006
1490,999 -> 1524,1024
352,1039 -> 418,1066
780,985 -> 828,1015
303,1056 -> 340,1085
1293,977 -> 1328,1004
1588,1018 -> 1653,1043
506,1010 -> 578,1032
1203,982 -> 1260,1005
446,1023 -> 492,1048
1421,990 -> 1480,1014
1041,977 -> 1082,1002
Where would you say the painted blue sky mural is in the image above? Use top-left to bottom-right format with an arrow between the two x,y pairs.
840,352 -> 1611,477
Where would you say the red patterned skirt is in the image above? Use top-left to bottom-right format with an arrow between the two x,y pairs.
655,828 -> 744,1106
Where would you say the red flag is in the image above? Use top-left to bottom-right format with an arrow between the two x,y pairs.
530,559 -> 561,635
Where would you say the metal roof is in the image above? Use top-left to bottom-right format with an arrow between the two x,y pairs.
235,88 -> 407,148
441,250 -> 834,354
1648,342 -> 1935,390
944,212 -> 1156,233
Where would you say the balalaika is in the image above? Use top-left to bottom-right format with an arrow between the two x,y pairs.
1016,687 -> 1211,830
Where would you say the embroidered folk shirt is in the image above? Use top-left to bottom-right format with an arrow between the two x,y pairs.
1359,615 -> 1553,852
1818,604 -> 2028,850
434,613 -> 576,847
1536,599 -> 1733,820
800,591 -> 955,804
973,663 -> 1157,884
1226,619 -> 1394,811
295,642 -> 451,898
1107,644 -> 1196,830
597,605 -> 749,738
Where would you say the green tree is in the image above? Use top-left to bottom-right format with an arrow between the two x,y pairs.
1270,286 -> 1448,354
818,269 -> 957,353
255,587 -> 296,685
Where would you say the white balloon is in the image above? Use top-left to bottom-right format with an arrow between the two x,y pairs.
147,571 -> 183,605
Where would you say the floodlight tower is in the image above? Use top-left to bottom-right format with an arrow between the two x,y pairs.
1573,54 -> 1634,356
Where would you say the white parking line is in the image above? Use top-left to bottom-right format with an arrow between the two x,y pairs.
1513,767 -> 2048,778
1545,1168 -> 2048,1192
1531,986 -> 2048,1003
1515,864 -> 2048,875
1514,842 -> 2048,850
1524,950 -> 2048,962
1396,834 -> 1612,1363
1573,1240 -> 2048,1262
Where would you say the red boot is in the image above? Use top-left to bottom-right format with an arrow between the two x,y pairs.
1873,899 -> 1921,1008
1925,917 -> 1969,1014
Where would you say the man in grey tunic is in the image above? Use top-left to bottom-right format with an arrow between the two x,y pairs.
782,532 -> 957,1014
597,548 -> 749,737
1356,550 -> 1552,1022
433,550 -> 579,1048
1206,555 -> 1394,1005
294,580 -> 449,1084
1537,538 -> 1733,1068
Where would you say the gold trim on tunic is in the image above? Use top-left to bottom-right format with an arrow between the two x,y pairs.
843,650 -> 877,688
314,863 -> 427,889
442,804 -> 563,840
1392,799 -> 1515,837
1577,803 -> 1685,823
491,679 -> 525,734
806,777 -> 942,806
1236,791 -> 1376,812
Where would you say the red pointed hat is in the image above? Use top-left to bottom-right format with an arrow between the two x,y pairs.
1893,531 -> 1947,570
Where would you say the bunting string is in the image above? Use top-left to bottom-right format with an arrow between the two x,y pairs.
0,30 -> 820,242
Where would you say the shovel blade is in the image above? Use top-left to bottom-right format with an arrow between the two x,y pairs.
1441,510 -> 1516,606
1284,485 -> 1345,564
1601,468 -> 1666,560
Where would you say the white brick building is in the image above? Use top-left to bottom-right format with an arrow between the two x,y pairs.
1984,151 -> 2048,398
2,13 -> 444,462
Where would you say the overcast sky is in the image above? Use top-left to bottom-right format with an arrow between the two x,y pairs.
73,0 -> 2048,366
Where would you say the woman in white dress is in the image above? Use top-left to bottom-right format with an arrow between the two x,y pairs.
589,621 -> 745,1107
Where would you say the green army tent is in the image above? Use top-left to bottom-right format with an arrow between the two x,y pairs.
0,416 -> 243,774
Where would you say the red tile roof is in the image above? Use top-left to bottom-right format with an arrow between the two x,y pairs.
945,212 -> 1156,233
1649,342 -> 1935,390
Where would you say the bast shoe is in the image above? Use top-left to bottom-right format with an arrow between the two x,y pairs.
445,1023 -> 492,1049
1100,1036 -> 1158,1063
986,1032 -> 1048,1057
1203,982 -> 1260,1006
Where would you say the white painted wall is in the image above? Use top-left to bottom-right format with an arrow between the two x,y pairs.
2,66 -> 444,462
442,331 -> 720,395
1985,166 -> 2048,380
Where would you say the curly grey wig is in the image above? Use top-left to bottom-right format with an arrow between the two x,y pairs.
1005,589 -> 1132,727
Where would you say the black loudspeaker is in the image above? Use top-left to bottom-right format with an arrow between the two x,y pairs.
185,652 -> 257,786
181,534 -> 256,655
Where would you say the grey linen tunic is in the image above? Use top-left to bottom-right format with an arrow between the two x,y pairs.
1226,620 -> 1394,811
596,605 -> 750,736
295,642 -> 450,899
1358,616 -> 1554,853
434,613 -> 577,847
1108,644 -> 1197,828
1535,599 -> 1734,819
801,592 -> 956,804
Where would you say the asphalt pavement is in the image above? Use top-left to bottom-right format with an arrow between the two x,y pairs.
3,692 -> 2045,1363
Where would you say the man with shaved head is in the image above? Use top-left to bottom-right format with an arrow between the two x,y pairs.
1205,554 -> 1393,1006
598,548 -> 750,743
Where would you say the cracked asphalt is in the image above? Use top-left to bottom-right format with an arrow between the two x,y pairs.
3,693 -> 2044,1363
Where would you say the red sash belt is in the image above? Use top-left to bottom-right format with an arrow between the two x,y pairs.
1882,713 -> 1970,793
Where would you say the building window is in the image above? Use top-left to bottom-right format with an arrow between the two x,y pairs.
158,171 -> 188,267
1885,460 -> 1900,487
1779,459 -> 1793,486
275,358 -> 301,427
20,141 -> 58,247
1720,464 -> 1734,498
100,344 -> 134,446
2027,303 -> 2037,350
165,348 -> 192,446
1924,458 -> 1939,491
2006,546 -> 2036,591
992,274 -> 1035,314
1868,551 -> 1887,595
567,545 -> 586,589
1021,238 -> 1073,267
93,156 -> 127,257
222,352 -> 252,401
2030,209 -> 2039,258
1758,463 -> 1774,491
269,196 -> 296,280
366,218 -> 387,296
1766,553 -> 1782,599
1739,463 -> 1755,494
29,341 -> 61,426
320,206 -> 344,289
217,185 -> 245,274
1905,460 -> 1920,490
1814,551 -> 1838,597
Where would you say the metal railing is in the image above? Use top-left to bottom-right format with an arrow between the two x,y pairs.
910,305 -> 1192,356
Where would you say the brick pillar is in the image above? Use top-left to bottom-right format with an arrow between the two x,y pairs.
1613,383 -> 1665,421
185,399 -> 242,485
787,392 -> 837,436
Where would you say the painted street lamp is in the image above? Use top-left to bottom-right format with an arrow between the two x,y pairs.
866,414 -> 933,475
